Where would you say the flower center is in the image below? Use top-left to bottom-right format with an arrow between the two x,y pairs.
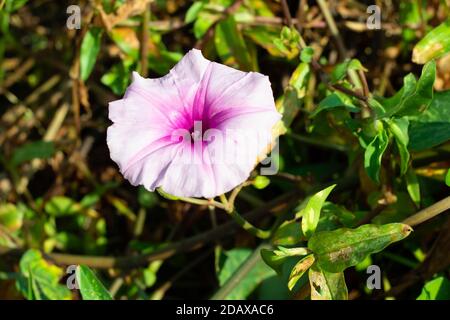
188,120 -> 212,142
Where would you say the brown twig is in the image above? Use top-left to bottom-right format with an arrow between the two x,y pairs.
280,0 -> 293,27
316,0 -> 347,59
328,83 -> 368,102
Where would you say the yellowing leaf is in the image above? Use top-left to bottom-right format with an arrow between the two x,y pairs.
308,223 -> 412,273
309,264 -> 348,300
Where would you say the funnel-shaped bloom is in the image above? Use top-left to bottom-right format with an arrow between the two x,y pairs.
107,49 -> 281,198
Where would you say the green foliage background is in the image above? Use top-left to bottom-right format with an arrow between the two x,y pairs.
0,0 -> 449,300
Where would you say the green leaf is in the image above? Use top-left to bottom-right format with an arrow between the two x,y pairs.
260,249 -> 287,275
409,122 -> 450,150
408,90 -> 450,150
272,221 -> 302,246
417,276 -> 450,300
309,264 -> 348,300
218,248 -> 274,299
331,59 -> 367,83
364,129 -> 389,183
320,202 -> 361,229
413,20 -> 450,64
4,0 -> 28,12
243,26 -> 285,57
101,60 -> 133,95
386,117 -> 410,175
399,1 -> 422,42
17,249 -> 71,300
215,16 -> 254,71
76,265 -> 112,300
300,46 -> 314,63
185,1 -> 204,23
409,90 -> 450,122
147,49 -> 182,75
261,247 -> 309,275
445,169 -> 450,187
194,12 -> 219,39
0,203 -> 23,232
405,168 -> 421,206
311,92 -> 359,117
11,141 -> 55,166
80,27 -> 103,81
271,26 -> 300,59
280,62 -> 310,128
300,184 -> 336,238
288,254 -> 315,290
44,196 -> 80,217
382,61 -> 436,118
308,223 -> 412,273
367,97 -> 386,117
109,28 -> 138,59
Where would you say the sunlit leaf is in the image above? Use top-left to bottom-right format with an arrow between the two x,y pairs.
280,62 -> 310,128
417,276 -> 450,300
309,264 -> 348,300
243,26 -> 285,57
101,60 -> 133,95
4,0 -> 28,12
185,1 -> 204,23
194,12 -> 219,39
80,27 -> 103,81
308,223 -> 412,273
413,20 -> 450,64
272,221 -> 302,246
44,196 -> 80,217
331,59 -> 367,83
17,249 -> 71,300
287,254 -> 315,291
214,16 -> 254,71
261,247 -> 309,275
381,61 -> 435,118
300,46 -> 314,63
311,92 -> 359,117
0,203 -> 23,232
300,184 -> 336,238
76,265 -> 112,300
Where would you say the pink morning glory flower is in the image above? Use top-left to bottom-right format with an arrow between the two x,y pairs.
107,49 -> 281,198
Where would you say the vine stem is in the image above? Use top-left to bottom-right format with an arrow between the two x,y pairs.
178,196 -> 226,210
226,209 -> 271,239
220,184 -> 272,239
403,196 -> 450,227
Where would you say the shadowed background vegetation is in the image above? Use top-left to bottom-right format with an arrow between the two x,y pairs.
0,0 -> 449,300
